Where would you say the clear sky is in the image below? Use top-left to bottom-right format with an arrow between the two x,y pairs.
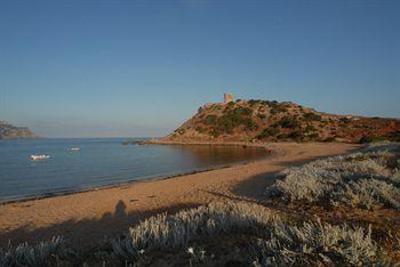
0,0 -> 399,138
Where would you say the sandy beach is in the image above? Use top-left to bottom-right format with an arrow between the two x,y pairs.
0,142 -> 359,249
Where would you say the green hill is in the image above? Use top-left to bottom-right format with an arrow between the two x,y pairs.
162,98 -> 400,144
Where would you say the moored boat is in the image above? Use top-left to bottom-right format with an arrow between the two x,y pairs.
30,154 -> 50,161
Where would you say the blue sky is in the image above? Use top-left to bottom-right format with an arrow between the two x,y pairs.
0,0 -> 399,137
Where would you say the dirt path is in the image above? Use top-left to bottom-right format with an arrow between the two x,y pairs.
0,142 -> 358,249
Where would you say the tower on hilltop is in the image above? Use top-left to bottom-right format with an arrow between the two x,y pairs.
224,93 -> 234,104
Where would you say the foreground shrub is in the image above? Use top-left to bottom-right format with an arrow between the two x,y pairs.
0,236 -> 70,267
112,202 -> 277,262
111,202 -> 382,266
266,143 -> 400,210
251,220 -> 376,266
0,202 -> 391,266
333,178 -> 400,209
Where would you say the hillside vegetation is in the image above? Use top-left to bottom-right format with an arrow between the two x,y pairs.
0,121 -> 37,139
163,99 -> 400,144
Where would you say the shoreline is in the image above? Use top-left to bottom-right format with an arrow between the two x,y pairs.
0,142 -> 273,205
0,153 -> 272,206
0,142 -> 359,248
0,166 -> 236,206
141,139 -> 277,147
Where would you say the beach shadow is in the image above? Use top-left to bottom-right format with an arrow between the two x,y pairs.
115,200 -> 127,217
0,200 -> 200,250
231,170 -> 280,202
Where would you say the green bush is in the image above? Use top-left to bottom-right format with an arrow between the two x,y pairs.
257,127 -> 280,139
209,129 -> 221,138
359,135 -> 387,144
257,113 -> 266,120
270,106 -> 288,115
233,107 -> 252,116
339,117 -> 351,124
195,127 -> 206,134
308,133 -> 320,139
225,101 -> 235,109
243,118 -> 258,131
387,131 -> 400,142
277,133 -> 288,140
211,106 -> 256,134
276,116 -> 300,129
303,112 -> 322,121
248,99 -> 261,106
323,136 -> 336,142
269,101 -> 289,115
204,114 -> 218,125
287,130 -> 304,141
211,105 -> 222,111
217,115 -> 237,133
305,124 -> 317,133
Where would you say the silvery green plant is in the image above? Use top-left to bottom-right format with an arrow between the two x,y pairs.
0,201 -> 391,266
266,143 -> 400,210
0,236 -> 66,267
112,201 -> 385,265
334,178 -> 400,209
112,202 -> 277,262
251,219 -> 377,266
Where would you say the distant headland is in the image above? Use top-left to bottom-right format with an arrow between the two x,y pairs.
0,121 -> 38,139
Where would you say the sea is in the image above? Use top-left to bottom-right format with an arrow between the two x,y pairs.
0,138 -> 267,202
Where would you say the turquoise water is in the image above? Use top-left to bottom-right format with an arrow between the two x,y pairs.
0,138 -> 267,202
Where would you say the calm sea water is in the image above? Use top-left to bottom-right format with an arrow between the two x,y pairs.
0,138 -> 267,202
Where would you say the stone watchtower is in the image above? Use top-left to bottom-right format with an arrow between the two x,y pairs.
224,93 -> 234,104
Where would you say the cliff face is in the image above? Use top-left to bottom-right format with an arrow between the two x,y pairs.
0,121 -> 38,139
161,99 -> 400,144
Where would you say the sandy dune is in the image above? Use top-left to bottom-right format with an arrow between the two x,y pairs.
0,142 -> 358,249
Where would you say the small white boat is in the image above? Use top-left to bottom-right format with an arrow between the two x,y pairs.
30,154 -> 50,161
68,147 -> 80,151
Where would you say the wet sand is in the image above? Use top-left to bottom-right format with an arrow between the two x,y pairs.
0,142 -> 359,249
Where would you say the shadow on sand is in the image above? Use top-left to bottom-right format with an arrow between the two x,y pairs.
0,200 -> 200,250
204,146 -> 360,206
